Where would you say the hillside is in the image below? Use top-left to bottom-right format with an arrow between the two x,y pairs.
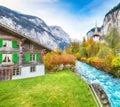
105,3 -> 120,16
0,6 -> 71,50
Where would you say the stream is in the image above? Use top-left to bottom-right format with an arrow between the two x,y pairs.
76,61 -> 120,107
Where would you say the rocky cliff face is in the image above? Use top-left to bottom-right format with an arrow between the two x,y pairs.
103,3 -> 120,35
0,6 -> 71,50
49,26 -> 71,50
86,3 -> 120,37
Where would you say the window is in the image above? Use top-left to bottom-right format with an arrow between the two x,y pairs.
3,40 -> 12,48
30,66 -> 36,72
3,41 -> 7,47
30,54 -> 35,62
12,68 -> 20,76
2,54 -> 12,63
29,44 -> 33,50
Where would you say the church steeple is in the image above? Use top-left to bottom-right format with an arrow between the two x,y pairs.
94,21 -> 99,36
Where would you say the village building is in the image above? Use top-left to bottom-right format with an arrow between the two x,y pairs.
92,22 -> 100,41
0,23 -> 51,81
86,22 -> 105,43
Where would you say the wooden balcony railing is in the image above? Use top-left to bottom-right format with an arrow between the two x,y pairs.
0,47 -> 19,52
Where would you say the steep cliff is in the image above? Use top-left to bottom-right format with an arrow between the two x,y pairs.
103,3 -> 120,35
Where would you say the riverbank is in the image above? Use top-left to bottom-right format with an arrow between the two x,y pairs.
76,61 -> 120,107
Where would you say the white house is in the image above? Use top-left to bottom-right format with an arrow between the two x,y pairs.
0,23 -> 51,81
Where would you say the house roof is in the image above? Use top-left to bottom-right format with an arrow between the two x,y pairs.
0,23 -> 52,52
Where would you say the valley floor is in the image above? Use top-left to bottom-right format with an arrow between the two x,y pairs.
0,70 -> 96,107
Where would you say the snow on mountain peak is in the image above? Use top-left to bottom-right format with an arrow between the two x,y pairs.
0,6 -> 71,50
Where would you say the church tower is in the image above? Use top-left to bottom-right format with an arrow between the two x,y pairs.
93,21 -> 100,41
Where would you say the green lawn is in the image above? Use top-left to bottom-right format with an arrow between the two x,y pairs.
0,70 -> 96,107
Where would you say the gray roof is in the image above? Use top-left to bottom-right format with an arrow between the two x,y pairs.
0,23 -> 52,51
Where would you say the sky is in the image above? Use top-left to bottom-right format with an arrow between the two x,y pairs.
0,0 -> 119,41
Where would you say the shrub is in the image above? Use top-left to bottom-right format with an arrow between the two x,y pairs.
97,47 -> 114,59
111,57 -> 120,77
112,57 -> 120,68
87,57 -> 105,70
79,47 -> 87,58
113,69 -> 120,78
44,52 -> 76,72
81,57 -> 87,62
97,46 -> 114,72
75,52 -> 81,60
87,57 -> 100,65
87,42 -> 100,57
60,54 -> 76,65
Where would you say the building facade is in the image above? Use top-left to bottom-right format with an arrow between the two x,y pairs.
92,22 -> 100,41
86,22 -> 105,42
0,24 -> 51,81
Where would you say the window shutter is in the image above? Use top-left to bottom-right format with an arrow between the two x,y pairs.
0,39 -> 3,47
36,54 -> 40,62
12,53 -> 18,63
0,53 -> 2,64
25,53 -> 30,62
12,40 -> 17,48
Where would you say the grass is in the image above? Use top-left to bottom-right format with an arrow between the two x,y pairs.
0,70 -> 97,107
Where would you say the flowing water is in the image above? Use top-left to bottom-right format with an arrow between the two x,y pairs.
76,61 -> 120,107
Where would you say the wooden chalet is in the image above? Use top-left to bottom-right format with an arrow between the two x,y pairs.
0,23 -> 51,81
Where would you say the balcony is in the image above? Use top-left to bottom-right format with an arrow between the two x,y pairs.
1,62 -> 14,66
0,47 -> 19,52
22,61 -> 42,67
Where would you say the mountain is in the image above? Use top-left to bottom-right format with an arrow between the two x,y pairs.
105,3 -> 120,16
49,26 -> 71,50
86,2 -> 120,38
0,6 -> 71,50
103,2 -> 120,35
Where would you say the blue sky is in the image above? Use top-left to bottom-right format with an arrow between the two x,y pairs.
0,0 -> 119,40
58,0 -> 97,14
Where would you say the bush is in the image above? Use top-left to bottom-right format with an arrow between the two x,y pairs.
97,47 -> 114,59
81,57 -> 87,62
87,41 -> 99,57
97,46 -> 114,72
87,57 -> 100,65
111,57 -> 120,77
44,52 -> 76,72
60,54 -> 76,65
79,47 -> 87,58
87,57 -> 105,70
111,68 -> 120,78
75,52 -> 81,60
112,57 -> 120,68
